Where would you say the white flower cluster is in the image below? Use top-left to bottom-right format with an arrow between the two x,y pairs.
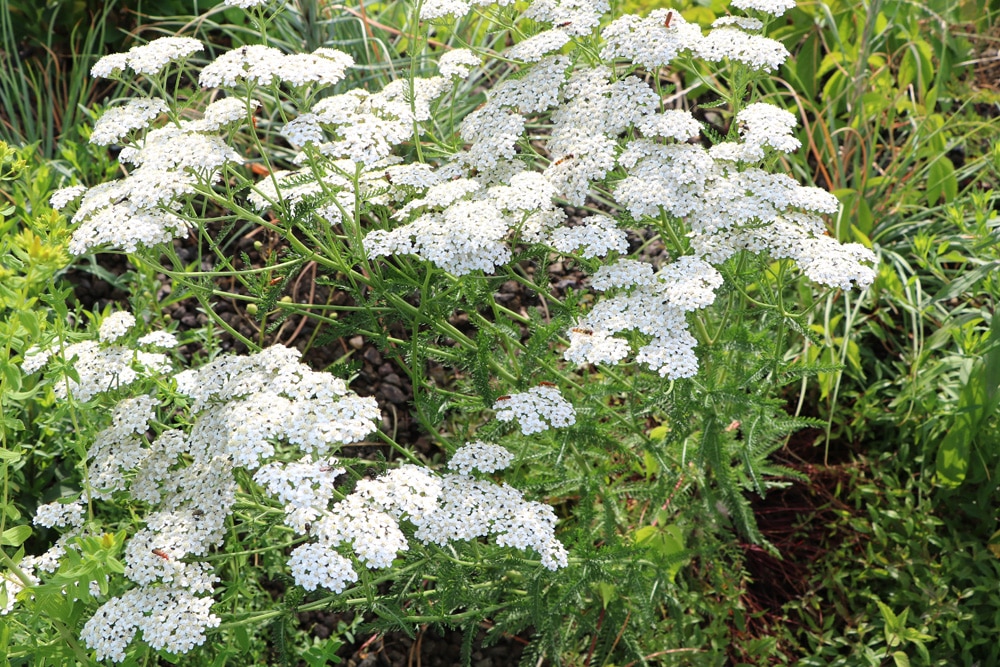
439,48 -> 480,78
601,9 -> 788,72
80,587 -> 221,662
732,0 -> 797,16
90,98 -> 168,146
27,327 -> 381,661
523,0 -> 611,36
201,97 -> 259,130
277,75 -> 448,167
1,568 -> 39,616
173,344 -> 381,466
22,312 -> 172,402
69,39 -> 358,255
609,100 -> 876,296
601,10 -> 703,69
420,0 -> 517,20
269,444 -> 568,590
507,29 -> 571,62
415,474 -> 568,570
543,66 -> 657,205
33,500 -> 85,529
365,171 -> 564,275
200,45 -> 354,89
99,312 -> 137,343
19,345 -> 52,375
91,37 -> 203,78
699,27 -> 789,72
565,256 -> 724,379
65,99 -> 243,254
448,441 -> 514,475
494,385 -> 577,435
549,214 -> 628,259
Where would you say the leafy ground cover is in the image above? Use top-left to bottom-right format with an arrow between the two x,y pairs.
1,0 -> 998,665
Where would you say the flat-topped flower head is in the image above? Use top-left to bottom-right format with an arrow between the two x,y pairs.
525,0 -> 610,37
200,97 -> 258,130
636,109 -> 702,141
92,37 -> 203,78
601,9 -> 702,69
90,98 -> 169,146
199,45 -> 286,88
697,27 -> 789,71
33,500 -> 85,529
99,311 -> 137,343
494,385 -> 576,435
288,542 -> 358,592
81,587 -> 220,662
50,185 -> 87,210
413,474 -> 568,570
448,442 -> 514,475
276,48 -> 354,87
731,0 -> 797,16
420,0 -> 472,20
550,214 -> 628,258
735,102 -> 801,154
366,199 -> 512,275
507,29 -> 571,62
439,48 -> 480,78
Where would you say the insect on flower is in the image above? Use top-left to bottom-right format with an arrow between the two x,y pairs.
152,548 -> 170,560
571,327 -> 593,335
553,154 -> 574,166
538,381 -> 557,387
269,276 -> 283,286
496,395 -> 511,401
664,11 -> 673,28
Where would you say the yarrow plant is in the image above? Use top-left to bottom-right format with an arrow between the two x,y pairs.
15,314 -> 570,661
15,0 -> 880,662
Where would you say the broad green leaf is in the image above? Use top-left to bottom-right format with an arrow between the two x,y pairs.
926,157 -> 957,206
0,448 -> 22,462
17,309 -> 39,338
934,362 -> 987,487
892,651 -> 911,667
595,582 -> 617,610
0,525 -> 32,547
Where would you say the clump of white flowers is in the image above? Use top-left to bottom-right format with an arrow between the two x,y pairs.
1,569 -> 39,616
263,442 -> 569,584
32,0 -> 884,655
91,36 -> 203,78
20,310 -> 389,661
23,307 -> 570,659
494,385 -> 577,435
22,312 -> 171,402
565,257 -> 725,379
448,441 -> 515,475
